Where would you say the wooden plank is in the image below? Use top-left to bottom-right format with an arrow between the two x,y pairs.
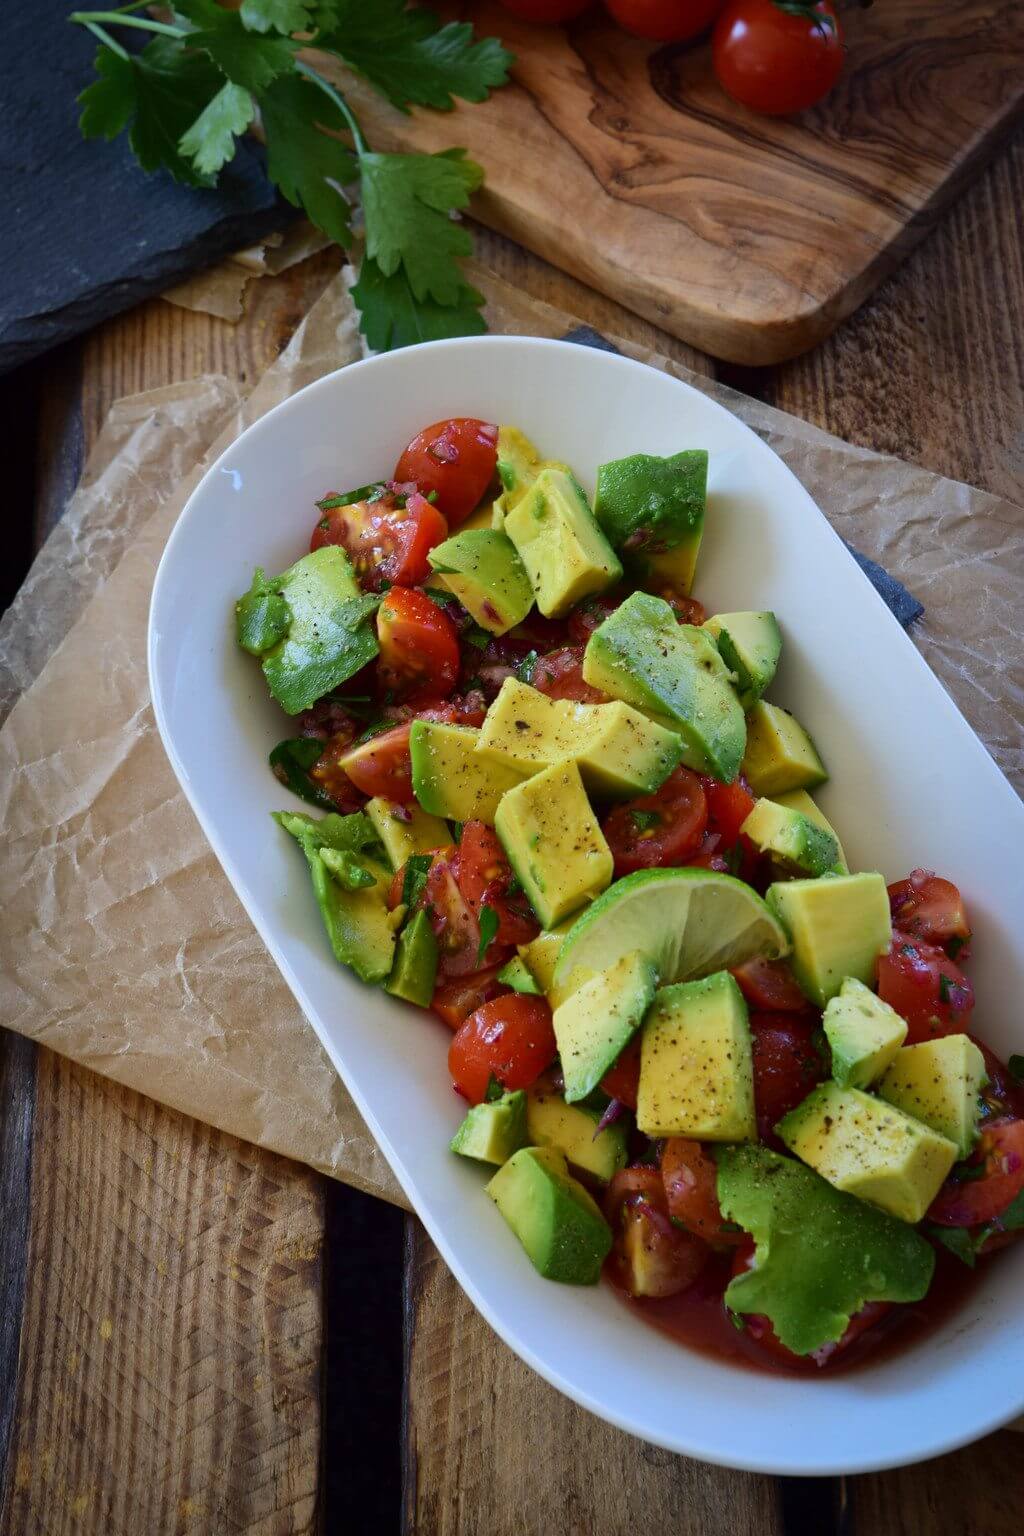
402,1226 -> 785,1536
0,1053 -> 324,1536
315,0 -> 1024,365
849,1430 -> 1023,1533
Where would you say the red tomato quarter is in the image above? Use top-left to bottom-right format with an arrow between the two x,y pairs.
661,1138 -> 742,1247
749,1013 -> 826,1146
431,968 -> 506,1030
394,418 -> 498,526
448,995 -> 557,1104
377,587 -> 460,701
602,767 -> 708,875
339,723 -> 413,802
600,1032 -> 643,1109
531,645 -> 608,703
456,821 -> 540,950
605,0 -> 724,43
702,775 -> 756,847
605,1165 -> 709,1298
712,0 -> 844,117
731,957 -> 812,1014
877,938 -> 974,1043
311,490 -> 447,590
888,870 -> 972,957
927,1119 -> 1024,1230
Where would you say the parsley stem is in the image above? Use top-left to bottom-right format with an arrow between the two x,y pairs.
294,59 -> 368,159
81,18 -> 128,59
70,10 -> 185,38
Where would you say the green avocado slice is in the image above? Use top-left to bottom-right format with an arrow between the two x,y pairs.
717,1144 -> 935,1356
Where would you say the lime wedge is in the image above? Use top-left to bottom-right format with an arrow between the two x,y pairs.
553,868 -> 789,991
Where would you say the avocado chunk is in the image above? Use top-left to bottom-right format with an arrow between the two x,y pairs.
552,951 -> 658,1103
877,1035 -> 987,1159
427,529 -> 534,636
526,1082 -> 628,1182
497,955 -> 543,994
593,450 -> 708,595
486,1146 -> 613,1283
495,760 -> 613,929
772,789 -> 847,873
475,677 -> 683,798
450,1089 -> 527,1166
717,1144 -> 936,1356
582,592 -> 746,783
703,611 -> 782,708
410,721 -> 526,825
235,548 -> 380,715
365,797 -> 449,871
504,466 -> 622,618
495,426 -> 545,508
740,798 -> 842,877
778,1081 -> 958,1223
517,921 -> 577,1005
823,976 -> 908,1088
766,872 -> 891,1006
275,810 -> 396,983
637,971 -> 756,1141
741,701 -> 827,796
386,909 -> 438,1007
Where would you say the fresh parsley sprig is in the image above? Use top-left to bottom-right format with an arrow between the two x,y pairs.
70,1 -> 513,349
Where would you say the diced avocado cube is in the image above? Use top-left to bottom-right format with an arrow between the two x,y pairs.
486,1146 -> 612,1283
552,951 -> 658,1103
823,976 -> 907,1088
582,591 -> 746,784
637,971 -> 756,1141
410,721 -> 526,825
475,678 -> 682,798
386,909 -> 438,1007
772,789 -> 848,873
495,760 -> 613,929
427,529 -> 534,636
504,466 -> 622,618
365,797 -> 449,872
778,1081 -> 958,1224
877,1035 -> 988,1159
495,426 -> 544,508
235,547 -> 379,716
740,798 -> 842,877
766,873 -> 892,1007
450,1089 -> 527,1166
497,955 -> 543,995
703,611 -> 782,708
593,450 -> 707,596
742,701 -> 827,796
525,1083 -> 628,1182
518,921 -> 576,1003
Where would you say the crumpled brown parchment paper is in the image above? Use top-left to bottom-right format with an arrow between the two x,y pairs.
1,267 -> 1022,1212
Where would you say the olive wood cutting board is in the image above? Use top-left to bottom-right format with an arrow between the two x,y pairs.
317,0 -> 1024,365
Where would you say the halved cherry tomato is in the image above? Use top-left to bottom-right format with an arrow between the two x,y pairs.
497,0 -> 591,19
456,821 -> 540,950
702,775 -> 756,848
531,645 -> 608,703
877,938 -> 974,1044
307,734 -> 369,813
888,870 -> 972,958
730,1240 -> 890,1367
712,0 -> 844,118
431,968 -> 506,1030
605,1165 -> 667,1224
394,418 -> 498,526
602,767 -> 709,875
448,994 -> 557,1103
600,1032 -> 642,1109
424,850 -> 486,977
605,0 -> 723,44
339,723 -> 413,802
732,957 -> 813,1015
749,1013 -> 826,1146
927,1118 -> 1024,1229
311,490 -> 447,590
661,1139 -> 742,1248
616,1203 -> 709,1298
377,587 -> 460,702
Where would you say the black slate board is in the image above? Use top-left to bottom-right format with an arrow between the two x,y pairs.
0,1 -> 298,375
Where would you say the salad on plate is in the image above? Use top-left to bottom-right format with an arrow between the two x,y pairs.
234,413 -> 1024,1373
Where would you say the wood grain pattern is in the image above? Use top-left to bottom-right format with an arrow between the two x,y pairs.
314,0 -> 1024,365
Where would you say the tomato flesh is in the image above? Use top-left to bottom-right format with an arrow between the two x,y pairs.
448,995 -> 557,1104
617,1203 -> 709,1298
431,968 -> 506,1031
456,821 -> 540,951
600,1032 -> 642,1110
888,870 -> 971,957
531,645 -> 608,703
605,0 -> 724,43
339,723 -> 414,802
311,490 -> 447,590
306,734 -> 369,813
732,957 -> 812,1015
702,776 -> 756,847
394,418 -> 498,526
927,1118 -> 1024,1229
877,938 -> 974,1043
602,767 -> 708,875
425,850 -> 487,978
712,0 -> 844,117
749,1013 -> 827,1147
661,1138 -> 742,1248
377,586 -> 460,701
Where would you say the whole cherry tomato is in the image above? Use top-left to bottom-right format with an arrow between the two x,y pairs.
605,0 -> 724,43
712,0 -> 844,117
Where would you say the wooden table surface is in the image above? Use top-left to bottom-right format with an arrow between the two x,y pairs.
2,122 -> 1023,1535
